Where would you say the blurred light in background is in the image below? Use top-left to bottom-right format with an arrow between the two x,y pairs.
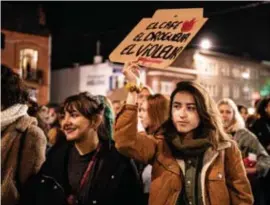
200,39 -> 212,50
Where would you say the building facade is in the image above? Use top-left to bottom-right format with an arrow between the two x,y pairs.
174,49 -> 270,107
51,51 -> 269,106
1,3 -> 51,105
51,63 -> 113,103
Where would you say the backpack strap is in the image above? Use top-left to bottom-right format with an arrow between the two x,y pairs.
15,128 -> 27,193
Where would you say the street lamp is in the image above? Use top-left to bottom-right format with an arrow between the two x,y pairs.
200,39 -> 212,50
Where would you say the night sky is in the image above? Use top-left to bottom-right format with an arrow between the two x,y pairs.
18,2 -> 270,69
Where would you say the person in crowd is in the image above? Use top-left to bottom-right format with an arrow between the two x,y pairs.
137,85 -> 154,107
112,100 -> 122,116
36,105 -> 51,137
246,99 -> 261,131
20,92 -> 143,205
46,103 -> 66,146
138,94 -> 169,204
113,61 -> 253,205
238,104 -> 249,122
250,97 -> 270,154
218,98 -> 270,205
250,97 -> 270,205
1,64 -> 47,205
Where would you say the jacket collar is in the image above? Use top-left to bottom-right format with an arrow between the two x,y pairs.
216,141 -> 231,151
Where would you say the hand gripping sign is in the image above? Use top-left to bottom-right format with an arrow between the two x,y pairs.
109,8 -> 207,69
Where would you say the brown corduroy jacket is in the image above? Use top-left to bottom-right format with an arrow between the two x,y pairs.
1,115 -> 47,205
114,105 -> 254,205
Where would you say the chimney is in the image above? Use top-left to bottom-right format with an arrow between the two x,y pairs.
93,40 -> 103,64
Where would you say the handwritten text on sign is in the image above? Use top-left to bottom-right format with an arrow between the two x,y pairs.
109,17 -> 207,69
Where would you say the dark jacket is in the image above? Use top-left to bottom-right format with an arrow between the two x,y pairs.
20,141 -> 143,205
250,117 -> 270,154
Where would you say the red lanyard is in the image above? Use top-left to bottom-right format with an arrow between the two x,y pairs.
67,144 -> 102,205
79,143 -> 102,190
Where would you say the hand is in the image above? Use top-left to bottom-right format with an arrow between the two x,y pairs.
122,61 -> 140,86
246,167 -> 257,175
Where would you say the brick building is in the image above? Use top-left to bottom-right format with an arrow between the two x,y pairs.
1,3 -> 51,105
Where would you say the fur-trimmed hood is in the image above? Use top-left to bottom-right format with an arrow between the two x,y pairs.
15,114 -> 38,132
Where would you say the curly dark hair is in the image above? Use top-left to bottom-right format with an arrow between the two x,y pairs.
1,64 -> 29,109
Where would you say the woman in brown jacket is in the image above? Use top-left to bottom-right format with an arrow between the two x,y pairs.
1,65 -> 47,205
114,61 -> 254,205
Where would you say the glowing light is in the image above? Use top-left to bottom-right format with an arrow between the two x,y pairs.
200,39 -> 212,50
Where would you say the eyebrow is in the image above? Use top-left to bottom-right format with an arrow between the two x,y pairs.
173,102 -> 196,106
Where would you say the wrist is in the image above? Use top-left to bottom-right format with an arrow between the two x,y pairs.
125,82 -> 143,93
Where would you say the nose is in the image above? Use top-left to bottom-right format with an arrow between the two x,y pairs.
61,115 -> 71,128
179,107 -> 187,118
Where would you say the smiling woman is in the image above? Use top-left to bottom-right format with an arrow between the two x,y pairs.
20,92 -> 143,205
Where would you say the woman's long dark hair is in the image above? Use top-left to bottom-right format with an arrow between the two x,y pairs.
161,81 -> 229,149
257,97 -> 270,119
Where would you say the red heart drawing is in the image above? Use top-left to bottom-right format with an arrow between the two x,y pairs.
181,18 -> 197,32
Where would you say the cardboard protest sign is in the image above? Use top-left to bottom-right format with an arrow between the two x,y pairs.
109,9 -> 207,69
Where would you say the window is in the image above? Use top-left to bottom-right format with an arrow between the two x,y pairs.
222,84 -> 230,98
19,48 -> 38,79
152,79 -> 159,93
232,85 -> 240,99
220,63 -> 230,77
199,82 -> 218,97
196,60 -> 218,76
161,81 -> 174,96
232,67 -> 241,78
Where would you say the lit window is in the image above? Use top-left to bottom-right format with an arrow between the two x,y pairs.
19,49 -> 38,79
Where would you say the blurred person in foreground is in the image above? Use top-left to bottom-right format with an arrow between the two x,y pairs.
1,64 -> 47,205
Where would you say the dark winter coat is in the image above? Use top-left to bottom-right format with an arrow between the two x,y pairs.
20,141 -> 143,205
250,117 -> 270,154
